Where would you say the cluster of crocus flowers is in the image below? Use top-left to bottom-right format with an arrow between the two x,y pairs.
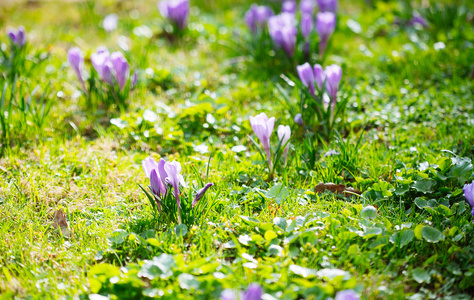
316,12 -> 336,57
268,13 -> 297,57
297,62 -> 342,108
250,113 -> 291,173
8,26 -> 26,49
463,181 -> 474,222
158,0 -> 190,30
91,47 -> 130,90
142,157 -> 213,224
221,283 -> 262,300
245,4 -> 274,33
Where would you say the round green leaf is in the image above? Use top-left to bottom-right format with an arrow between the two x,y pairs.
360,206 -> 377,219
421,226 -> 445,243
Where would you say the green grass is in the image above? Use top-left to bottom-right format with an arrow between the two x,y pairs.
0,0 -> 474,299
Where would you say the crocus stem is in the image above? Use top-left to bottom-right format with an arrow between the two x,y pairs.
319,40 -> 327,60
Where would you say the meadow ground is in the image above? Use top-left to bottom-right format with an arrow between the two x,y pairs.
0,0 -> 473,299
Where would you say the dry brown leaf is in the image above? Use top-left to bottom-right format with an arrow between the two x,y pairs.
52,209 -> 71,238
314,182 -> 362,198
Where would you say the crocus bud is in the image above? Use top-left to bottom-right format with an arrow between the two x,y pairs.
324,64 -> 342,109
301,13 -> 314,39
282,0 -> 297,14
268,13 -> 297,57
103,13 -> 119,32
294,113 -> 303,125
297,62 -> 315,96
131,72 -> 138,89
463,181 -> 474,222
245,4 -> 274,32
158,0 -> 190,30
316,0 -> 338,12
67,47 -> 86,93
192,183 -> 214,208
300,0 -> 315,15
249,113 -> 275,170
335,290 -> 360,300
8,26 -> 26,48
17,26 -> 26,47
277,125 -> 291,164
316,12 -> 336,57
313,64 -> 324,90
111,51 -> 129,90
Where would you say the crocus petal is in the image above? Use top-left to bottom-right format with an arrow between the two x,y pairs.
463,181 -> 474,208
313,64 -> 325,90
142,157 -> 159,178
297,62 -> 315,95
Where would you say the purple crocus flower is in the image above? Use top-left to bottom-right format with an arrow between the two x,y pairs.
268,13 -> 297,57
245,4 -> 274,32
463,181 -> 474,222
249,113 -> 275,170
300,0 -> 315,15
316,0 -> 338,12
221,283 -> 263,300
335,290 -> 360,300
277,125 -> 291,165
103,13 -> 119,32
110,51 -> 129,90
314,64 -> 324,90
282,0 -> 297,14
192,183 -> 214,208
8,26 -> 26,48
297,62 -> 315,96
316,12 -> 336,57
294,113 -> 303,125
158,0 -> 190,30
164,160 -> 186,223
67,47 -> 87,93
301,13 -> 314,39
324,64 -> 342,109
